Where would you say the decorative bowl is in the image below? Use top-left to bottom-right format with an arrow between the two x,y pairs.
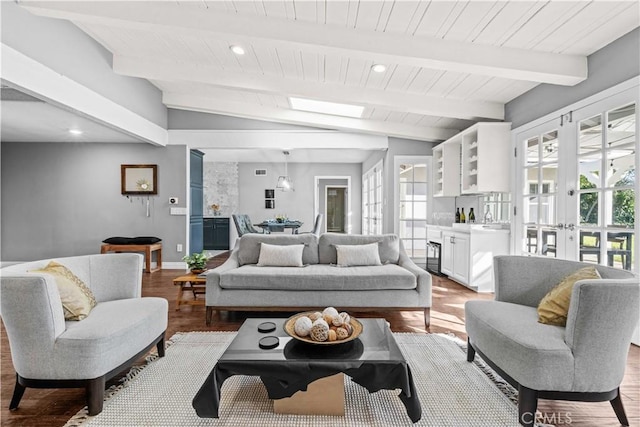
284,311 -> 363,345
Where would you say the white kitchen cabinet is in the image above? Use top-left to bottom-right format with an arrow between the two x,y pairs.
432,142 -> 461,197
461,123 -> 511,194
440,225 -> 510,292
432,122 -> 511,197
442,232 -> 469,284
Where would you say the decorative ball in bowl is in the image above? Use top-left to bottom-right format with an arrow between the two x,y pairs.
284,307 -> 363,345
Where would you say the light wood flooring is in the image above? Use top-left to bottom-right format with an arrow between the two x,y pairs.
1,253 -> 638,426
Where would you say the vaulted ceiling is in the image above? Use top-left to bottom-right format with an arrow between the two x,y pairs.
16,1 -> 640,142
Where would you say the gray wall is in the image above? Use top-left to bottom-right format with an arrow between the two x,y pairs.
1,2 -> 167,127
506,28 -> 640,128
1,142 -> 188,262
238,162 -> 362,234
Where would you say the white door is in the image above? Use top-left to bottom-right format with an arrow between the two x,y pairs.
515,121 -> 568,259
515,83 -> 638,273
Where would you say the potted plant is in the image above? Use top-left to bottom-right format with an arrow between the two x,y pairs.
182,251 -> 209,274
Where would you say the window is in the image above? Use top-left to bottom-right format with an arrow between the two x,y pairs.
395,156 -> 429,259
362,160 -> 383,235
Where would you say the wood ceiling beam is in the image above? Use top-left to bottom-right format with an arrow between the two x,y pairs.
22,2 -> 587,85
163,93 -> 458,142
113,56 -> 504,121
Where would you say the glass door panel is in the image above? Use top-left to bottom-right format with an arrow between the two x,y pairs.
516,86 -> 638,273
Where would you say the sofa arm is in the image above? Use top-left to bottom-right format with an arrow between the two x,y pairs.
398,250 -> 432,306
564,279 -> 639,391
205,250 -> 240,304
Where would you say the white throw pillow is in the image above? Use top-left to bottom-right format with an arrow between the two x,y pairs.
335,243 -> 382,267
257,243 -> 305,267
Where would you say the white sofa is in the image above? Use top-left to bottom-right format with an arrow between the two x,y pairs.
0,253 -> 168,415
205,233 -> 432,327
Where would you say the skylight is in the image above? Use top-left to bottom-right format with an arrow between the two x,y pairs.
289,97 -> 364,118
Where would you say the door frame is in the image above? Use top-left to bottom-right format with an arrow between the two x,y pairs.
314,176 -> 352,234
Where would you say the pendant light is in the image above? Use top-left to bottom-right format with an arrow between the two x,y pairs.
276,151 -> 294,191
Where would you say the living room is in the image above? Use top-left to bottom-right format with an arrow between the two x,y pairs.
1,1 -> 639,426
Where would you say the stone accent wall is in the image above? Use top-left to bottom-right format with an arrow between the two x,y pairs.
203,162 -> 239,217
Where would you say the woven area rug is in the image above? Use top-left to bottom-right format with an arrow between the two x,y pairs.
64,332 -> 523,427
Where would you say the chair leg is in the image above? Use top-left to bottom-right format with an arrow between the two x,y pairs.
9,375 -> 26,411
610,388 -> 629,426
86,376 -> 106,416
466,339 -> 476,362
156,334 -> 166,358
518,385 -> 538,427
424,308 -> 430,328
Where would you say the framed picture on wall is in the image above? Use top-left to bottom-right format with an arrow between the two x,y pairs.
265,189 -> 275,199
121,164 -> 158,195
265,200 -> 275,209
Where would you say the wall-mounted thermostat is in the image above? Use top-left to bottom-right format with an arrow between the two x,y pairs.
169,197 -> 179,205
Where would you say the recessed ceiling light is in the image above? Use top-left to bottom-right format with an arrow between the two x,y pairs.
69,129 -> 83,135
229,45 -> 245,55
371,64 -> 387,73
289,97 -> 364,118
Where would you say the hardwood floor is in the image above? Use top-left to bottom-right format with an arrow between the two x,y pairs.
1,253 -> 638,426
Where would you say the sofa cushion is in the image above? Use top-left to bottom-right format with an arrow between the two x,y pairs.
219,264 -> 416,291
30,261 -> 97,321
335,243 -> 382,266
465,300 -> 574,391
238,234 -> 319,266
319,234 -> 400,265
537,266 -> 601,326
41,297 -> 168,379
257,243 -> 304,267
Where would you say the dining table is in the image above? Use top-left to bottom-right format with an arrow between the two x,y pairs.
254,220 -> 303,234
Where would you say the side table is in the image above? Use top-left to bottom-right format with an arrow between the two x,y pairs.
172,274 -> 206,310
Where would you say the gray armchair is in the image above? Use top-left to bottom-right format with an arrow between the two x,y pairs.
465,256 -> 639,427
0,253 -> 168,415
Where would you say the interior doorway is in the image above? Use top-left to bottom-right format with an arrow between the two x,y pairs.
326,186 -> 347,233
314,176 -> 352,234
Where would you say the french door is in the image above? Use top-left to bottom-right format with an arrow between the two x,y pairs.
515,83 -> 638,273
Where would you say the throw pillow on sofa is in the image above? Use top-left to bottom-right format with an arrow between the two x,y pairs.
335,242 -> 382,267
30,261 -> 97,320
537,266 -> 601,326
257,243 -> 305,267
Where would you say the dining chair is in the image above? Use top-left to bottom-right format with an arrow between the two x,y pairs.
232,214 -> 266,237
299,214 -> 323,236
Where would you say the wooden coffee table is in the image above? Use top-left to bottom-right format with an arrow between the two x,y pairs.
172,274 -> 206,310
192,318 -> 422,422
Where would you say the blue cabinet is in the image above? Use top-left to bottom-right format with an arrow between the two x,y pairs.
204,217 -> 230,250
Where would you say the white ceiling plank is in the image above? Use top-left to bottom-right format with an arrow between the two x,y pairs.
1,43 -> 167,146
293,0 -> 319,24
114,55 -> 504,120
413,1 -> 458,38
380,1 -> 421,34
503,2 -> 590,51
352,0 -> 385,31
22,1 -> 587,85
557,2 -> 639,55
325,0 -> 350,28
262,0 -> 288,19
163,92 -> 458,141
446,2 -> 505,42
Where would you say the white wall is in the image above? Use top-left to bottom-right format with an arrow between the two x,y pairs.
238,162 -> 362,234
